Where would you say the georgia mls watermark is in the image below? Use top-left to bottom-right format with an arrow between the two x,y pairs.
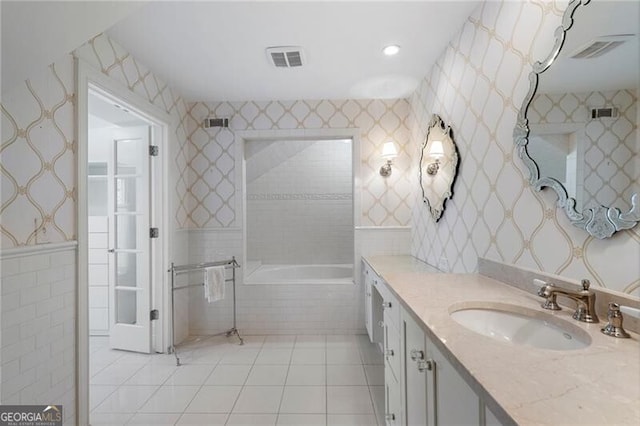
0,405 -> 62,426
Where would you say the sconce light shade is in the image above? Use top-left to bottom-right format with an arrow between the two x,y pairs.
429,140 -> 445,158
381,141 -> 398,159
380,141 -> 398,177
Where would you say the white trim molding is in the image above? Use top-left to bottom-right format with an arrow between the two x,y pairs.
0,241 -> 78,259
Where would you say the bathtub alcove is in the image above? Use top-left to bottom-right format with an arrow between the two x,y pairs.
244,138 -> 355,286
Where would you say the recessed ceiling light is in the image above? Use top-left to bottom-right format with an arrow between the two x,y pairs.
383,45 -> 401,56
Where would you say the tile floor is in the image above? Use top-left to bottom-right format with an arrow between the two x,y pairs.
90,334 -> 384,426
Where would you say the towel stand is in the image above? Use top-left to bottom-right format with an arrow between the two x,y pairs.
169,257 -> 243,365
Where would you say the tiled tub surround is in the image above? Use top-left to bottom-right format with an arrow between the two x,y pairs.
186,230 -> 364,336
365,255 -> 640,425
182,227 -> 411,337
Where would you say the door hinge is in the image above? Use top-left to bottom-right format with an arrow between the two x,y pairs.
149,145 -> 159,156
150,227 -> 159,238
150,309 -> 159,320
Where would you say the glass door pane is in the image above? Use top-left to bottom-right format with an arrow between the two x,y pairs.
112,136 -> 148,326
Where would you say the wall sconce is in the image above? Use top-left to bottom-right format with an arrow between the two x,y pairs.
426,140 -> 444,175
379,141 -> 398,177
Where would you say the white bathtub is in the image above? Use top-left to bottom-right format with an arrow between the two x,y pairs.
245,263 -> 354,285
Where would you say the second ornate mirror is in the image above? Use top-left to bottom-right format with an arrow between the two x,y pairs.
419,114 -> 460,222
515,0 -> 640,239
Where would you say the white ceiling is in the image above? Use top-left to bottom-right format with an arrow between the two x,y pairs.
88,91 -> 148,129
107,1 -> 481,102
1,1 -> 147,91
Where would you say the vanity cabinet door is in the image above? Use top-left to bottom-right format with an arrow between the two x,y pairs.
384,320 -> 402,382
403,310 -> 428,426
363,266 -> 373,339
385,361 -> 403,426
427,337 -> 480,426
362,260 -> 383,344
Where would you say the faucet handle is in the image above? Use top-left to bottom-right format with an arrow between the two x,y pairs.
538,282 -> 561,311
601,303 -> 630,338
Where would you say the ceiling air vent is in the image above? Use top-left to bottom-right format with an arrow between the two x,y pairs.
569,34 -> 634,59
591,107 -> 619,119
266,46 -> 305,68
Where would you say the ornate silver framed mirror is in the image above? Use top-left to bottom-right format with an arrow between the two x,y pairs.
514,0 -> 640,239
419,114 -> 460,222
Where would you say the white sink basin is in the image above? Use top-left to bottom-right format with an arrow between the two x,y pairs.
449,303 -> 591,351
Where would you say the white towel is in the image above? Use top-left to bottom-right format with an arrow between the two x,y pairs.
204,266 -> 225,303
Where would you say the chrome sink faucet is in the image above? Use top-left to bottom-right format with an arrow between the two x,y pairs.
537,279 -> 599,323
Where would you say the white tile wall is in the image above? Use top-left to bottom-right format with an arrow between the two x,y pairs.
89,217 -> 109,335
1,246 -> 76,425
247,139 -> 354,265
186,229 -> 365,336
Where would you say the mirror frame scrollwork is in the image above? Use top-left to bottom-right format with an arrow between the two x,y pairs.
514,0 -> 640,239
419,114 -> 460,222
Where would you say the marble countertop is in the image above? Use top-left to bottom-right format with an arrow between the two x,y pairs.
365,255 -> 640,425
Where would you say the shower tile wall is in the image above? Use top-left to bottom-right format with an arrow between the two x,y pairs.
247,139 -> 353,265
409,0 -> 640,296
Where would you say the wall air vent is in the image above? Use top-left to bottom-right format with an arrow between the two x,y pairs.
590,107 -> 619,120
569,34 -> 634,59
266,46 -> 305,68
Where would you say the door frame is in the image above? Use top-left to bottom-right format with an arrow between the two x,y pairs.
76,58 -> 172,425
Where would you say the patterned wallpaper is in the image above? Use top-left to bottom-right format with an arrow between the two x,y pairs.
1,33 -> 189,248
184,99 -> 412,228
1,61 -> 75,247
409,0 -> 640,296
529,89 -> 638,212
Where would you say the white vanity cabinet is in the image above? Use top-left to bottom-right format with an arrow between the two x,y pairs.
402,307 -> 481,426
362,258 -> 496,426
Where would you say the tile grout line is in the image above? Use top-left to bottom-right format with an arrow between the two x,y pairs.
173,352 -> 223,425
224,336 -> 264,424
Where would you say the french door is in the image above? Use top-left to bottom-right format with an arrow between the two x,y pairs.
107,126 -> 153,353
